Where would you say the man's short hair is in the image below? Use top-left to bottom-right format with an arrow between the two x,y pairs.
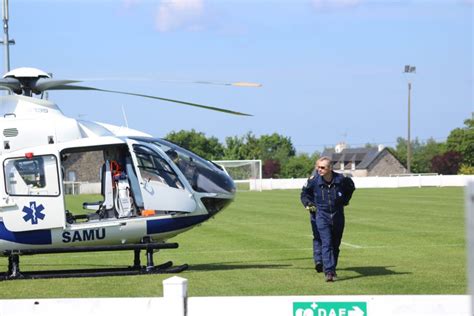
316,156 -> 332,169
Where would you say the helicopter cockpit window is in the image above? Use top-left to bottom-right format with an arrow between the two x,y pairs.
4,155 -> 60,196
133,145 -> 184,190
132,137 -> 235,195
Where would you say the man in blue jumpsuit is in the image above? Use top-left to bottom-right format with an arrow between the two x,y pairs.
301,157 -> 355,282
301,168 -> 323,274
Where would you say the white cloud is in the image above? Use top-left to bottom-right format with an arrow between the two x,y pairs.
117,0 -> 141,15
155,0 -> 205,32
122,0 -> 141,10
311,0 -> 363,10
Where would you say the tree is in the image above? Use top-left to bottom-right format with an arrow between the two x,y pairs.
393,137 -> 408,167
224,132 -> 302,178
459,164 -> 474,175
393,137 -> 445,173
263,159 -> 281,178
280,153 -> 319,178
259,133 -> 296,164
446,118 -> 474,166
412,138 -> 446,173
165,129 -> 224,160
223,132 -> 261,160
431,151 -> 463,175
224,132 -> 297,174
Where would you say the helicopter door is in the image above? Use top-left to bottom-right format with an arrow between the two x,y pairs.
130,143 -> 197,213
1,154 -> 65,232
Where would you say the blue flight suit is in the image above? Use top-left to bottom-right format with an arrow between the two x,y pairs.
301,175 -> 322,266
301,172 -> 355,274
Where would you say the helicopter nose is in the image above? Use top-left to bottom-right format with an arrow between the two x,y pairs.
201,196 -> 234,217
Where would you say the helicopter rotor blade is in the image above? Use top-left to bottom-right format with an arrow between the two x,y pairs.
32,76 -> 262,93
0,77 -> 21,93
155,79 -> 262,88
34,79 -> 83,93
45,84 -> 253,116
230,82 -> 262,88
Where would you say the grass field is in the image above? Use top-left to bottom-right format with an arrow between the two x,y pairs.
0,187 -> 467,298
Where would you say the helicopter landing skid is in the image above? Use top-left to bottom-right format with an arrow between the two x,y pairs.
0,242 -> 188,280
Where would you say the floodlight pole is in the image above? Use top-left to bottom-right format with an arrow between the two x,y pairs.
407,81 -> 412,173
0,0 -> 14,74
404,65 -> 416,174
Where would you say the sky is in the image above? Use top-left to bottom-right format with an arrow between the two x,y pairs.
7,0 -> 473,154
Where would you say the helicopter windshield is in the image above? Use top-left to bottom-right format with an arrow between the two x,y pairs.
132,137 -> 235,195
133,145 -> 184,190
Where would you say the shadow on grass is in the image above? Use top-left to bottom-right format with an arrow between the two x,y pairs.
337,266 -> 411,281
189,262 -> 292,272
16,261 -> 291,273
9,256 -> 309,273
18,263 -> 128,269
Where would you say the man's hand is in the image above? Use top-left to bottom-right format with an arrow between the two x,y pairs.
305,204 -> 317,213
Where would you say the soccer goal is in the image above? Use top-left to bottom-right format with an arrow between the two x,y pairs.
213,160 -> 262,191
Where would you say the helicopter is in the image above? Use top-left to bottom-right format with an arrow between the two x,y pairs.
0,66 -> 257,280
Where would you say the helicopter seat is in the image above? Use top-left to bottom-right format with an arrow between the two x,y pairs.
83,161 -> 114,215
125,157 -> 143,209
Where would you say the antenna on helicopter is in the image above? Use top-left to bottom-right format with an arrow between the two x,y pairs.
0,0 -> 15,74
121,105 -> 129,128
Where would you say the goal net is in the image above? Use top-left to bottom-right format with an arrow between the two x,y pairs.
213,160 -> 262,191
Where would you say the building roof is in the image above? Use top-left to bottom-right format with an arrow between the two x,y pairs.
321,147 -> 387,170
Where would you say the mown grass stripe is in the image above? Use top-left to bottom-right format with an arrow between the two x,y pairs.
0,187 -> 466,297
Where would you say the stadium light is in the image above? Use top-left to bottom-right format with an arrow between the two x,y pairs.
403,65 -> 416,174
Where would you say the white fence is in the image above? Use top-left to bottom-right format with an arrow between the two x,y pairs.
63,182 -> 101,195
252,175 -> 474,191
0,276 -> 470,316
64,175 -> 474,195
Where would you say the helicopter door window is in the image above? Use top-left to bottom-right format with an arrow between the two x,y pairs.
134,147 -> 184,190
4,155 -> 60,196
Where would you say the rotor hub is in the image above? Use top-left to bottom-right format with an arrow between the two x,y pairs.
3,67 -> 50,79
2,67 -> 51,96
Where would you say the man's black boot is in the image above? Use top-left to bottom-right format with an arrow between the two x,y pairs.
315,262 -> 323,273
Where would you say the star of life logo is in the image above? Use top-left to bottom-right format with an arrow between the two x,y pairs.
22,201 -> 46,225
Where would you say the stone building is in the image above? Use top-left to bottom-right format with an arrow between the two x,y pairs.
62,150 -> 104,182
322,143 -> 407,177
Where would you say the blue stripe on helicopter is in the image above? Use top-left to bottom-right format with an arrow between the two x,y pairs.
146,214 -> 209,235
0,222 -> 52,245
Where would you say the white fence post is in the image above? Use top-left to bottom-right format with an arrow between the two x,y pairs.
466,182 -> 474,315
163,276 -> 188,316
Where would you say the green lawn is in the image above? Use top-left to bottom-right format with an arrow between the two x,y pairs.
0,187 -> 467,298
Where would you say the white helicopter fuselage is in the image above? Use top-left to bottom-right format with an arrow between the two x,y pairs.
0,94 -> 235,253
